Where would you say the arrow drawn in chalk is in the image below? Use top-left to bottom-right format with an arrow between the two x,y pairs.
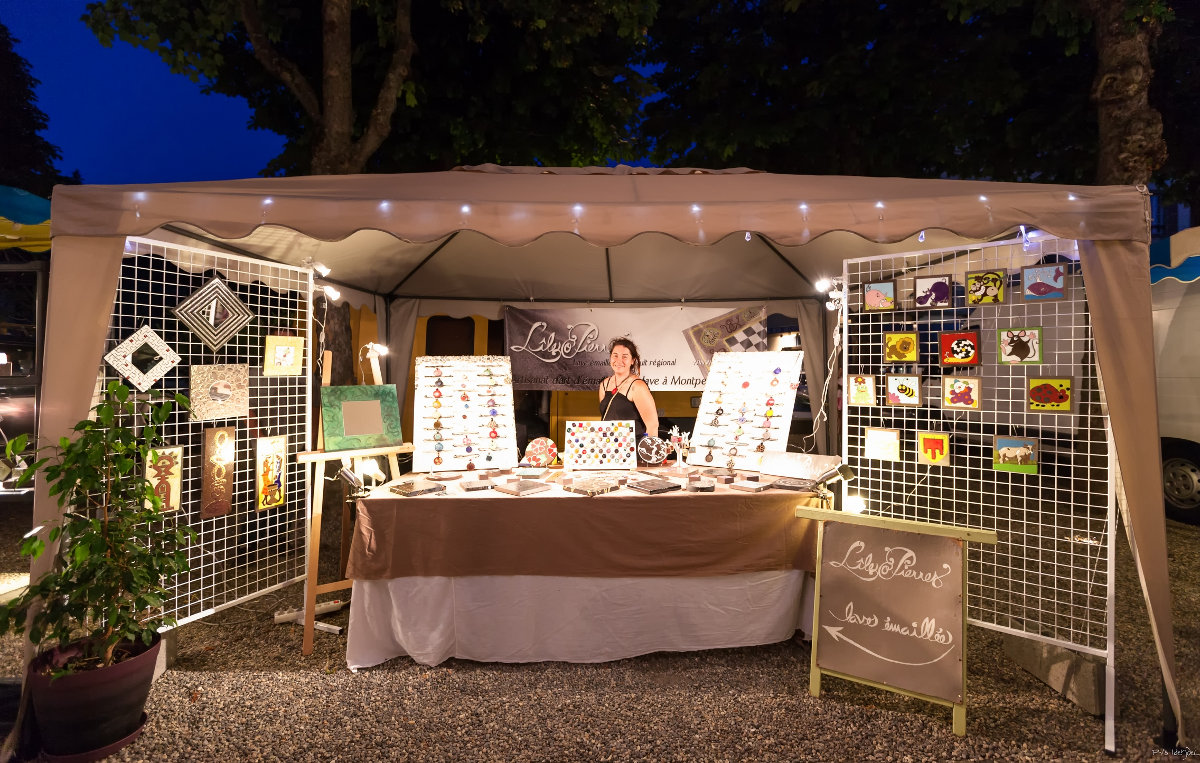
823,626 -> 955,666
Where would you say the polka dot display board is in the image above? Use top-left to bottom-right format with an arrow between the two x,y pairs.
563,420 -> 637,470
686,350 -> 805,472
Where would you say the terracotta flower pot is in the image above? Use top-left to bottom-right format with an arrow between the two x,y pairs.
27,634 -> 160,762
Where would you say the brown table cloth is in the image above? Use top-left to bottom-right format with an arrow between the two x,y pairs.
347,484 -> 824,580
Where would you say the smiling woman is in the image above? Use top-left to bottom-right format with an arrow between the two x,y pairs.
598,337 -> 659,439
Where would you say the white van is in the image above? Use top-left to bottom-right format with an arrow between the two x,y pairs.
1152,227 -> 1200,524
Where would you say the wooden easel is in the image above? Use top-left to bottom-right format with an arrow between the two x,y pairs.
296,349 -> 411,655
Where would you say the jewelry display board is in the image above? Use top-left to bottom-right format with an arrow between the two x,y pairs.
686,351 -> 805,471
412,355 -> 519,472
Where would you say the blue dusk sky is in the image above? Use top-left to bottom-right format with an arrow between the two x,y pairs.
4,1 -> 286,187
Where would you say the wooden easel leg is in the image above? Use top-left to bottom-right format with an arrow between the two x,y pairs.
303,463 -> 325,656
952,703 -> 966,736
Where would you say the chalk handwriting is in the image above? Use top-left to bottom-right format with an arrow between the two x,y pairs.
829,540 -> 953,589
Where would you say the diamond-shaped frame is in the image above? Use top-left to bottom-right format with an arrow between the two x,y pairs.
103,325 -> 182,392
173,277 -> 255,352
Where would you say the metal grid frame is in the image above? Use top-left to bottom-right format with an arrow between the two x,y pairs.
841,235 -> 1114,654
101,237 -> 312,626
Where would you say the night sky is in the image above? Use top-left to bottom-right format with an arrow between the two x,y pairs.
5,1 -> 285,187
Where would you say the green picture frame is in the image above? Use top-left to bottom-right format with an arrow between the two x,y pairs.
320,384 -> 404,452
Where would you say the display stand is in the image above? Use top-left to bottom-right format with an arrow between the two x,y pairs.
296,349 -> 412,655
796,507 -> 997,735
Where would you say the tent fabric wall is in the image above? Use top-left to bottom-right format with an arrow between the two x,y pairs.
1078,239 -> 1183,731
795,300 -> 834,454
39,167 -> 1179,737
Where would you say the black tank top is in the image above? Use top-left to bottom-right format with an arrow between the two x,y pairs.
600,377 -> 649,439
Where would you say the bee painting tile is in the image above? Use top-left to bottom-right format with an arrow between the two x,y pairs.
998,327 -> 1043,365
1027,376 -> 1073,413
883,331 -> 918,363
885,374 -> 922,407
938,330 -> 981,366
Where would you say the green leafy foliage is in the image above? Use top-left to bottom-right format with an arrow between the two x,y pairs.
1,381 -> 197,671
83,0 -> 658,174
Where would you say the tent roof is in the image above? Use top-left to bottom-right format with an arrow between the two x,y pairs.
49,165 -> 1149,301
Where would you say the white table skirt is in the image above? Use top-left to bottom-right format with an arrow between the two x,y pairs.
347,570 -> 814,669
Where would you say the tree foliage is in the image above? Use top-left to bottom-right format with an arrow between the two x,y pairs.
640,0 -> 1190,191
0,21 -> 78,196
85,0 -> 657,175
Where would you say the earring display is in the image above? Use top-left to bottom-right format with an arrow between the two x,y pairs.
563,420 -> 637,470
104,325 -> 182,392
412,355 -> 519,472
686,351 -> 805,471
173,277 -> 255,352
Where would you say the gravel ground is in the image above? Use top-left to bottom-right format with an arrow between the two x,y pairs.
0,496 -> 1194,762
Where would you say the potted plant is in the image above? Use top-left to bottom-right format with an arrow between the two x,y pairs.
1,380 -> 196,761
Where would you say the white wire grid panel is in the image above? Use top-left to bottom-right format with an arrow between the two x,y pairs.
841,235 -> 1114,653
101,237 -> 312,626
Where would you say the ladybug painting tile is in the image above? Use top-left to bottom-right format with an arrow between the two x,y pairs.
1027,377 -> 1073,413
938,331 -> 981,366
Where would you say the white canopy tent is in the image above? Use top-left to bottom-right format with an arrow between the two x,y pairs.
40,165 -> 1182,739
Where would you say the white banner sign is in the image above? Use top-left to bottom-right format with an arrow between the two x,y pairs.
504,305 -> 768,391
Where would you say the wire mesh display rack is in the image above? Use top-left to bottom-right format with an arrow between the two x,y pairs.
100,237 -> 312,626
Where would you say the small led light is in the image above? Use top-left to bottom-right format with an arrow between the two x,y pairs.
814,278 -> 832,293
874,201 -> 885,209
572,204 -> 584,217
133,191 -> 147,202
262,197 -> 274,206
461,204 -> 471,215
844,494 -> 867,514
322,284 -> 341,300
918,230 -> 926,242
1067,193 -> 1077,201
367,342 -> 389,356
691,204 -> 701,214
979,195 -> 988,202
379,201 -> 391,212
798,203 -> 809,212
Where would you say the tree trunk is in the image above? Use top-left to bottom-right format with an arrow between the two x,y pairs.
1084,0 -> 1167,185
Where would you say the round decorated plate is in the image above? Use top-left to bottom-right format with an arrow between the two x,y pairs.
636,436 -> 671,465
523,436 -> 559,467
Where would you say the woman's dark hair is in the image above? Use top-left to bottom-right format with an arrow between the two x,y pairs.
608,337 -> 641,375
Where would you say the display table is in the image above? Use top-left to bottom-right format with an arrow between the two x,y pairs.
346,474 -> 826,668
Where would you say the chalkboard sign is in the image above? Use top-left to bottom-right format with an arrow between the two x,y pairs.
817,522 -> 963,703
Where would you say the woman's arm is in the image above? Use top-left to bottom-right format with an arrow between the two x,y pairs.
598,376 -> 609,404
628,379 -> 659,438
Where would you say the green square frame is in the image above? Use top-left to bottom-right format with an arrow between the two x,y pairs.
320,384 -> 404,452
